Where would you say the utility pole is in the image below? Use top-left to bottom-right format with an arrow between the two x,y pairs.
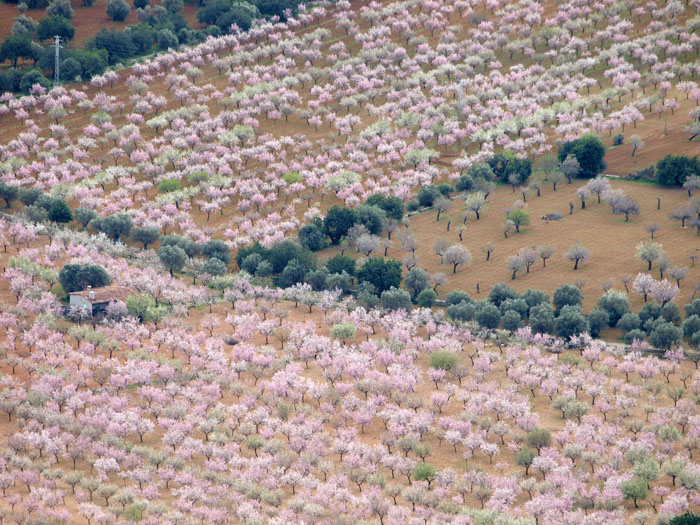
54,35 -> 62,86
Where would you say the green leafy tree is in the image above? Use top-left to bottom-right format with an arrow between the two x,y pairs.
649,321 -> 683,349
88,29 -> 136,64
356,205 -> 387,235
656,155 -> 700,186
125,293 -> 166,323
19,69 -> 50,92
106,0 -> 131,21
506,208 -> 530,233
404,268 -> 429,301
557,133 -> 606,179
158,246 -> 187,276
0,182 -> 19,208
46,0 -> 74,19
298,223 -> 325,251
203,257 -> 227,277
59,57 -> 82,81
555,305 -> 589,339
587,309 -> 610,337
202,239 -> 230,264
324,206 -> 358,244
476,303 -> 501,329
620,478 -> 648,508
525,428 -> 551,453
670,513 -> 700,525
365,194 -> 404,221
92,213 -> 133,241
266,239 -> 315,274
553,284 -> 583,312
130,226 -> 160,249
73,208 -> 97,229
59,264 -> 110,293
418,185 -> 440,207
416,289 -> 438,307
325,254 -> 355,276
356,257 -> 402,294
380,287 -> 412,311
488,151 -> 532,185
278,259 -> 306,288
0,35 -> 34,67
446,290 -> 471,305
157,178 -> 181,193
36,15 -> 75,42
413,463 -> 437,489
515,447 -> 536,475
156,29 -> 178,50
330,323 -> 356,344
596,290 -> 630,326
529,303 -> 555,334
48,199 -> 72,223
429,350 -> 458,371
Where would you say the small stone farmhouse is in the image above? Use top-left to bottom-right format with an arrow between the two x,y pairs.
68,285 -> 133,315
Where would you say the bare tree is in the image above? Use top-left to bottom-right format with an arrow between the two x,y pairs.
690,216 -> 700,236
431,272 -> 447,293
670,205 -> 692,228
564,243 -> 590,270
528,180 -> 541,197
576,187 -> 589,209
508,172 -> 520,193
600,279 -> 615,293
357,234 -> 380,256
435,197 -> 453,221
692,281 -> 700,299
539,246 -> 555,267
548,171 -> 565,191
433,239 -> 450,262
502,219 -> 515,238
397,230 -> 417,254
520,247 -> 538,274
537,154 -> 558,179
612,196 -> 640,222
382,238 -> 393,257
403,253 -> 419,271
669,266 -> 689,287
465,192 -> 487,220
507,255 -> 526,280
481,242 -> 495,261
585,177 -> 611,203
621,273 -> 634,293
457,225 -> 466,241
629,135 -> 645,157
443,244 -> 472,273
385,219 -> 398,240
560,154 -> 580,183
657,254 -> 671,280
645,223 -> 659,239
684,175 -> 700,197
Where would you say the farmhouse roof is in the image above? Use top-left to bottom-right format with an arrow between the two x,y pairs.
69,285 -> 134,304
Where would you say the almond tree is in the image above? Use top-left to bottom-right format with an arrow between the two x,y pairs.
636,241 -> 664,271
633,273 -> 656,302
443,245 -> 471,273
564,243 -> 590,270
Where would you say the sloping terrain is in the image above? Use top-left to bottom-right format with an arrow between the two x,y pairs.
0,0 -> 699,523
